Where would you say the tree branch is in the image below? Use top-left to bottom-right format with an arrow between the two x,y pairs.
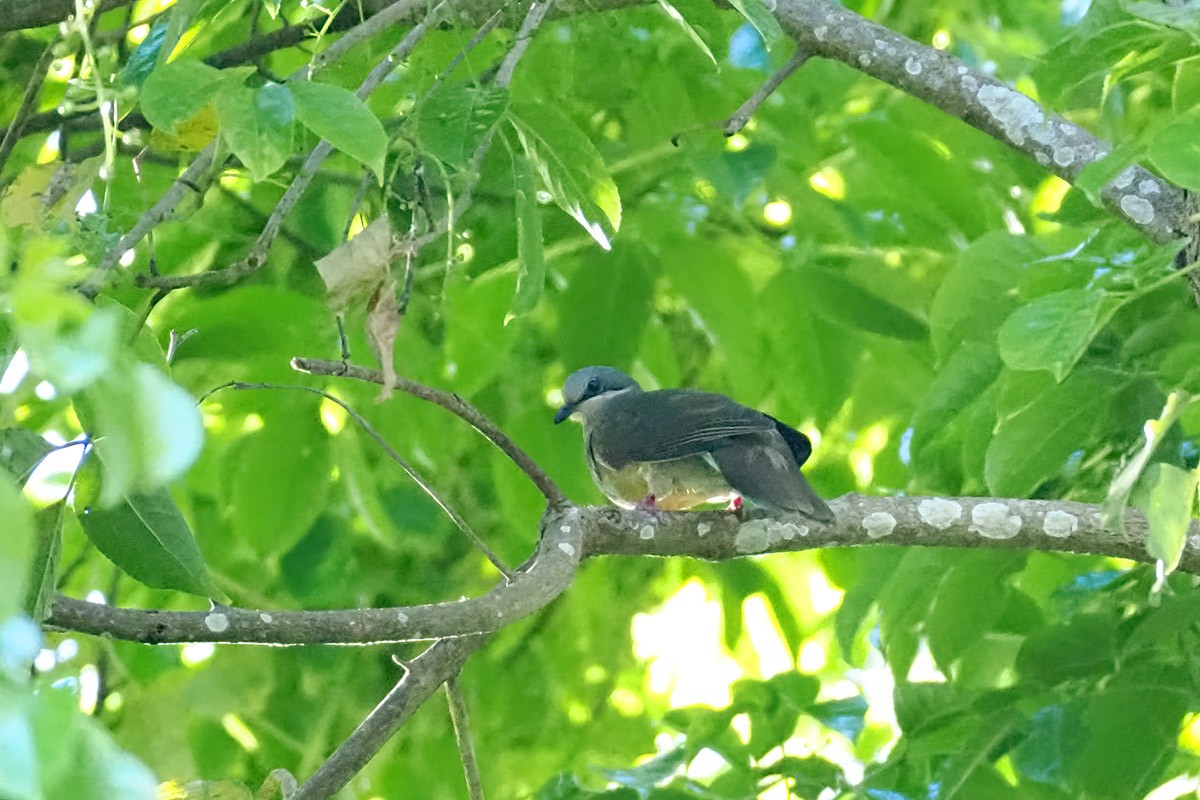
292,635 -> 487,800
290,358 -> 564,503
46,505 -> 583,644
445,676 -> 486,800
45,496 -> 1196,646
0,0 -> 134,32
770,0 -> 1184,244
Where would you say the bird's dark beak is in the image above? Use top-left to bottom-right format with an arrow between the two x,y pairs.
553,403 -> 575,425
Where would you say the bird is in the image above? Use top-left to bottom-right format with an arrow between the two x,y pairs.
553,366 -> 835,523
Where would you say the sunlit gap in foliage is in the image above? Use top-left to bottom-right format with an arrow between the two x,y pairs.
181,642 -> 216,667
222,713 -> 260,752
763,200 -> 792,227
808,167 -> 845,201
632,579 -> 741,708
850,423 -> 889,489
932,29 -> 951,49
726,133 -> 750,152
319,395 -> 347,434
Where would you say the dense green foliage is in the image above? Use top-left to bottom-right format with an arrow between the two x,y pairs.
3,0 -> 1200,797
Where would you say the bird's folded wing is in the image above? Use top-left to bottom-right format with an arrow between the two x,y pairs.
590,390 -> 774,468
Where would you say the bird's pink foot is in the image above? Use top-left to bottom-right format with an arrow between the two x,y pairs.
726,496 -> 743,513
636,494 -> 658,511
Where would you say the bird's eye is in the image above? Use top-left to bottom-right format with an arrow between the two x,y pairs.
586,377 -> 599,393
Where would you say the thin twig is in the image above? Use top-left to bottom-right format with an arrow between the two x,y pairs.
494,0 -> 553,87
0,39 -> 56,180
290,357 -> 564,503
446,676 -> 486,800
137,0 -> 452,292
292,636 -> 487,800
212,380 -> 515,580
418,8 -> 504,104
722,50 -> 808,136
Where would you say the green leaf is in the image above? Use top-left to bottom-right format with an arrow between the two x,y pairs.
929,232 -> 1043,358
23,501 -> 63,621
1076,686 -> 1188,799
507,151 -> 545,320
122,22 -> 168,89
724,0 -> 786,50
597,745 -> 688,791
0,472 -> 34,619
1103,390 -> 1191,532
1140,463 -> 1196,576
82,364 -> 204,505
290,81 -> 387,180
216,81 -> 295,182
984,368 -> 1118,498
22,305 -> 122,394
76,448 -> 218,597
654,0 -> 717,65
806,696 -> 867,741
0,428 -> 54,485
911,341 -> 1003,456
228,406 -> 330,556
509,105 -> 621,249
1146,113 -> 1200,191
935,709 -> 1025,800
800,265 -> 928,340
415,82 -> 509,170
1016,614 -> 1116,685
140,58 -> 223,132
557,249 -> 653,367
997,288 -> 1119,380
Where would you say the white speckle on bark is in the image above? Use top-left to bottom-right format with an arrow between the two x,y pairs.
1036,152 -> 1050,165
1137,179 -> 1161,195
1052,146 -> 1075,167
1189,534 -> 1200,550
259,613 -> 272,624
862,512 -> 896,539
814,25 -> 828,40
904,57 -> 923,75
1113,167 -> 1136,189
1042,510 -> 1078,539
976,84 -> 1046,147
957,65 -> 967,75
560,525 -> 572,533
1120,195 -> 1155,225
735,520 -> 772,553
970,503 -> 1022,540
558,542 -> 577,557
918,498 -> 962,529
858,54 -> 871,67
397,611 -> 409,623
204,613 -> 229,633
697,522 -> 711,537
639,525 -> 655,540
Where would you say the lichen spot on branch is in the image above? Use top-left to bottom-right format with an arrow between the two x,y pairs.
969,502 -> 1022,540
862,512 -> 896,539
976,84 -> 1052,148
734,519 -> 806,553
918,498 -> 962,529
204,612 -> 229,633
1042,510 -> 1078,539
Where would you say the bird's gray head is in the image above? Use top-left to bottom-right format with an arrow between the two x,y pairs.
554,366 -> 640,424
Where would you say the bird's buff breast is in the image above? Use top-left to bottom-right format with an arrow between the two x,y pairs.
590,451 -> 739,511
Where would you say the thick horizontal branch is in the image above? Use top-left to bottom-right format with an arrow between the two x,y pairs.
48,506 -> 582,644
46,495 -> 1192,647
771,0 -> 1184,243
0,0 -> 134,32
